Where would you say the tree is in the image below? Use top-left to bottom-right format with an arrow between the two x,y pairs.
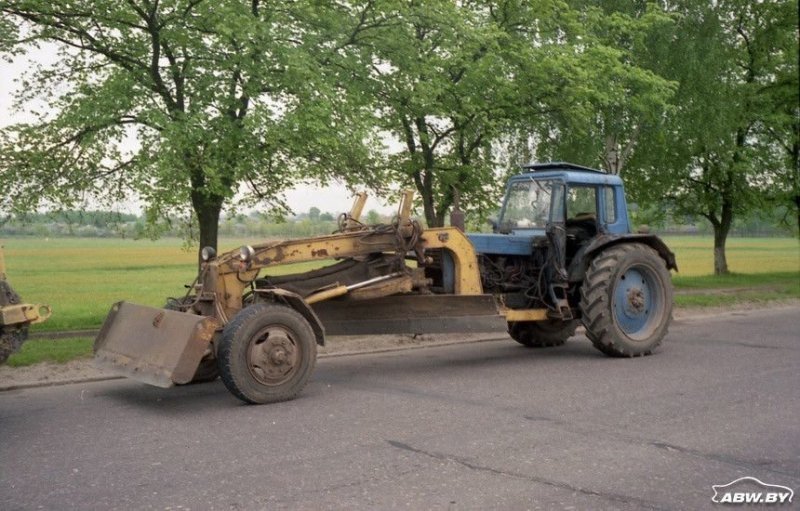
755,0 -> 799,234
356,0 -> 581,227
308,207 -> 321,223
365,209 -> 381,225
0,0 -> 379,256
634,0 -> 797,274
532,1 -> 676,175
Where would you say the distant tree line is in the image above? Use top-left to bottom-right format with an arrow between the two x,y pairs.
0,208 -> 395,240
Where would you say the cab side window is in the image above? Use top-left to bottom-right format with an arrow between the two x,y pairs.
566,186 -> 598,221
604,186 -> 617,224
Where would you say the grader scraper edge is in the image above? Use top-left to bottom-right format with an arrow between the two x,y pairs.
94,301 -> 219,387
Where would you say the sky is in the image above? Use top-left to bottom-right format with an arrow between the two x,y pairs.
0,46 -> 398,216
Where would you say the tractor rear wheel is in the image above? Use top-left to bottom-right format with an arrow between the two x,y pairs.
508,319 -> 578,348
580,243 -> 673,357
218,303 -> 317,404
164,297 -> 219,384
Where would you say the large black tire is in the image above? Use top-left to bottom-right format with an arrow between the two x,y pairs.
218,303 -> 317,404
164,298 -> 219,384
0,326 -> 28,365
580,243 -> 673,357
508,320 -> 578,348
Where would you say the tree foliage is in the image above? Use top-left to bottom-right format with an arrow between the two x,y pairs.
628,0 -> 798,274
531,0 -> 677,175
353,0 -> 590,226
0,0 -> 380,253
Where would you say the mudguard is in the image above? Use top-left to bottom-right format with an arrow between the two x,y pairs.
568,234 -> 678,282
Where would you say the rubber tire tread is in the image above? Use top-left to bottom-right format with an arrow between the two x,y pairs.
508,320 -> 578,348
580,243 -> 673,357
218,303 -> 317,404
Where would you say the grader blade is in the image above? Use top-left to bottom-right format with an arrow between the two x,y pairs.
312,294 -> 508,335
93,302 -> 218,388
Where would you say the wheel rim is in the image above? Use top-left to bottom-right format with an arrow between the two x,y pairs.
246,325 -> 300,386
613,265 -> 663,340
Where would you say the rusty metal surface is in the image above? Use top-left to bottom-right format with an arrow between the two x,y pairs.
420,227 -> 484,295
346,275 -> 413,301
0,303 -> 51,326
312,294 -> 507,335
93,302 -> 218,388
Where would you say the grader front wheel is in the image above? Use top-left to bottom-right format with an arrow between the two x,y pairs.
218,303 -> 317,404
580,243 -> 673,357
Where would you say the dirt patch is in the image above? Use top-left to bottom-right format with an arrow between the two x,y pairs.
674,285 -> 787,296
0,332 -> 503,391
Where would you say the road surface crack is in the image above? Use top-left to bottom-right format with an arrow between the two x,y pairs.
648,441 -> 800,479
386,440 -> 674,511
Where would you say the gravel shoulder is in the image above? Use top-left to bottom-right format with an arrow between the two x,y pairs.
2,300 -> 797,391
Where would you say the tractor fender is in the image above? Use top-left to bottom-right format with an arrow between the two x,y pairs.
568,234 -> 678,283
257,288 -> 326,346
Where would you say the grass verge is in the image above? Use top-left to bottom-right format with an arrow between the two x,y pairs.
6,337 -> 93,367
672,271 -> 800,307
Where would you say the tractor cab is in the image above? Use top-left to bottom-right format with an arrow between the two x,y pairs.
468,162 -> 631,258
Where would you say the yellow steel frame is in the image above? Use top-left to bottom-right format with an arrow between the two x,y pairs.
0,245 -> 51,326
201,192 -> 551,324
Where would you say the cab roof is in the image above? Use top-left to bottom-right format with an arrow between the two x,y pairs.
521,161 -> 603,173
515,161 -> 624,186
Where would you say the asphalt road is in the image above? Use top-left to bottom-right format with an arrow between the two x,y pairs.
1,307 -> 799,511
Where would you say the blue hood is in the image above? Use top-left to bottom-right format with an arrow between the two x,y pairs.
467,233 -> 538,256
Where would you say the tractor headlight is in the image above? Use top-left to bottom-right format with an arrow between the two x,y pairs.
201,246 -> 216,261
239,245 -> 255,263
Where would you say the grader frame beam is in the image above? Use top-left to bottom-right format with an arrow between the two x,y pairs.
201,191 -> 488,325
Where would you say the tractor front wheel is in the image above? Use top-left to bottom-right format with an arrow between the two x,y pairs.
218,303 -> 317,404
580,243 -> 673,357
508,319 -> 578,348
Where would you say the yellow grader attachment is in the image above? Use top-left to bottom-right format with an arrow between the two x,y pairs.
94,302 -> 219,387
0,245 -> 51,364
93,191 -> 539,403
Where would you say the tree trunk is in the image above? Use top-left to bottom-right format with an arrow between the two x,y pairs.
712,199 -> 734,276
712,227 -> 728,275
420,190 -> 440,227
191,190 -> 224,266
795,194 -> 799,236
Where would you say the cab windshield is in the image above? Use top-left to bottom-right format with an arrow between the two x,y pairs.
501,178 -> 559,229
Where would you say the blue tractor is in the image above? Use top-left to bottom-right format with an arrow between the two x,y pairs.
466,161 -> 676,356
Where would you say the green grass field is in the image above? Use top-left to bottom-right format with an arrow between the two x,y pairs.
2,237 -> 326,331
2,235 -> 798,333
661,236 -> 799,275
